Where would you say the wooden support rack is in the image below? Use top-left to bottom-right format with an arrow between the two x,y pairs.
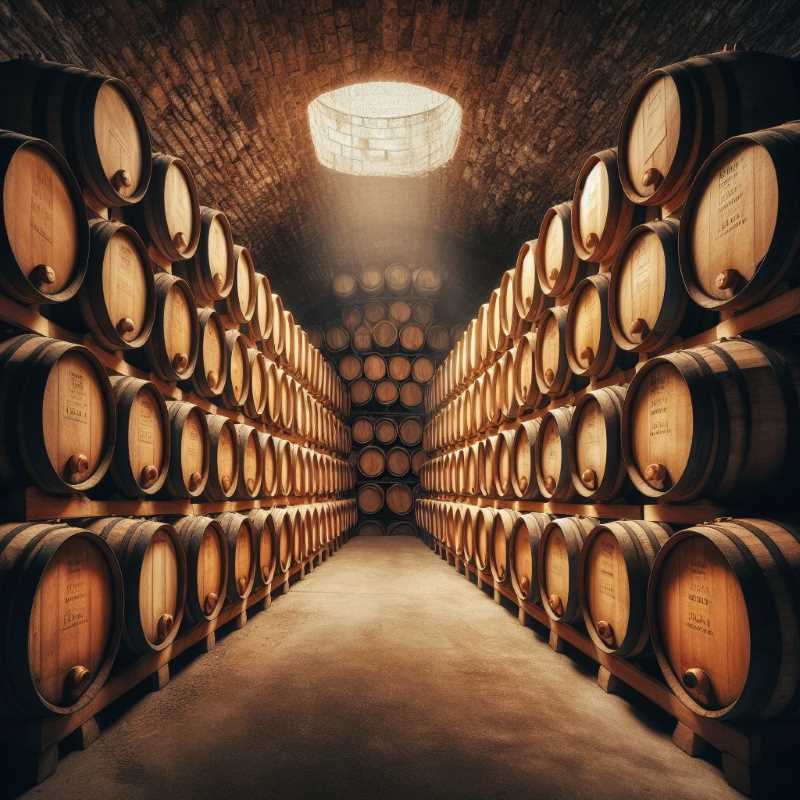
424,535 -> 800,796
1,531 -> 351,786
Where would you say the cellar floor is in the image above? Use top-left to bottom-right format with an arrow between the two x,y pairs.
19,536 -> 740,800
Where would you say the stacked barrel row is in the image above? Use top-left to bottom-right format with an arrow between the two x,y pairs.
424,48 -> 800,505
319,263 -> 455,535
418,499 -> 800,724
0,499 -> 356,719
0,56 -> 356,730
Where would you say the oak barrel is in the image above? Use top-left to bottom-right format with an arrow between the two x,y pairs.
174,206 -> 234,304
399,322 -> 426,352
357,482 -> 385,515
580,519 -> 671,657
0,131 -> 89,304
243,348 -> 268,418
412,267 -> 442,296
234,423 -> 262,499
537,201 -> 586,297
203,414 -> 239,501
388,300 -> 412,324
0,522 -> 123,716
398,417 -> 423,447
215,512 -> 256,602
338,353 -> 363,382
216,245 -> 257,324
386,446 -> 411,477
385,483 -> 413,515
538,516 -> 598,622
388,354 -> 412,382
648,518 -> 800,720
363,353 -> 387,382
375,417 -> 398,445
352,417 -> 374,445
399,380 -> 423,409
513,331 -> 546,413
489,508 -> 520,583
509,512 -> 554,602
220,329 -> 251,410
372,320 -> 398,350
172,515 -> 228,623
162,401 -> 209,498
332,272 -> 357,300
513,239 -> 550,323
350,378 -> 374,406
358,445 -> 386,478
535,406 -> 575,501
569,386 -> 629,502
385,263 -> 412,294
246,509 -> 280,586
87,517 -> 187,656
358,267 -> 384,296
375,379 -> 400,406
106,376 -> 169,498
0,334 -> 115,494
534,307 -> 579,396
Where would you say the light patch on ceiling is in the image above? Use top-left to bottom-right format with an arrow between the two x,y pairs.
308,81 -> 462,178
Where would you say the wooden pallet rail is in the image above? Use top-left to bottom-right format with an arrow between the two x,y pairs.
1,529 -> 352,786
0,487 -> 350,522
423,535 -> 800,796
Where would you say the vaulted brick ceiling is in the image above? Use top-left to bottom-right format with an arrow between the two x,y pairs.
2,0 -> 799,323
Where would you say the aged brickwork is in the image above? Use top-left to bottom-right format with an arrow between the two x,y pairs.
1,0 -> 799,320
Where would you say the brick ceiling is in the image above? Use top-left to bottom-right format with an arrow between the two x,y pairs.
2,0 -> 800,324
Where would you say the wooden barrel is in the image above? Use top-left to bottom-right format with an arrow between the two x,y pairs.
350,378 -> 374,406
244,348 -> 268,418
461,505 -> 479,564
358,267 -> 384,296
385,263 -> 412,294
411,449 -> 426,476
492,429 -> 517,499
496,349 -> 518,420
411,355 -> 434,385
363,354 -> 387,382
487,288 -> 504,354
289,444 -> 306,496
203,415 -> 239,502
127,272 -> 198,383
245,509 -> 279,586
268,293 -> 285,360
388,354 -> 412,382
386,482 -> 413,516
268,508 -> 293,573
622,338 -> 800,502
0,522 -> 123,716
341,305 -> 363,332
250,274 -> 272,343
372,320 -> 398,350
411,301 -> 435,326
509,512 -> 553,602
358,445 -> 386,478
513,239 -> 550,323
387,520 -> 416,536
106,376 -> 169,498
234,423 -> 262,499
386,446 -> 411,477
338,353 -> 363,382
399,380 -> 423,409
163,401 -> 209,498
52,219 -> 152,351
535,406 -> 575,501
352,417 -> 374,445
569,386 -> 628,502
426,324 -> 450,353
357,482 -> 385,514
0,59 -> 152,208
351,324 -> 373,353
219,330 -> 251,409
357,520 -> 386,536
513,331 -> 546,413
175,206 -> 234,304
484,361 -> 503,428
263,361 -> 282,427
534,306 -> 578,396
648,518 -> 800,720
285,507 -> 304,564
214,512 -> 256,602
474,507 -> 498,572
580,519 -> 672,657
538,516 -> 598,623
278,374 -> 297,433
172,515 -> 228,623
215,245 -> 257,324
363,301 -> 386,324
180,308 -> 226,399
87,517 -> 187,656
478,435 -> 498,497
0,131 -> 89,305
617,50 -> 800,211
398,417 -> 422,447
332,272 -> 357,300
565,274 -> 623,379
273,437 -> 293,496
679,121 -> 800,313
399,322 -> 426,352
572,147 -> 644,264
388,300 -> 412,324
375,417 -> 398,445
127,152 -> 200,262
498,268 -> 520,341
258,433 -> 278,497
537,202 -> 586,297
375,379 -> 400,406
325,323 -> 350,353
0,335 -> 115,494
489,509 -> 520,583
412,267 -> 442,296
609,219 -> 701,353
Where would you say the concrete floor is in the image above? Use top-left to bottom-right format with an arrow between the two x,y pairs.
21,536 -> 741,800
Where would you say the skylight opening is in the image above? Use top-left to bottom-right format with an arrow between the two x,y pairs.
308,81 -> 462,178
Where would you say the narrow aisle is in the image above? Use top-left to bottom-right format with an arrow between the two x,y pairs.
23,536 -> 739,800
